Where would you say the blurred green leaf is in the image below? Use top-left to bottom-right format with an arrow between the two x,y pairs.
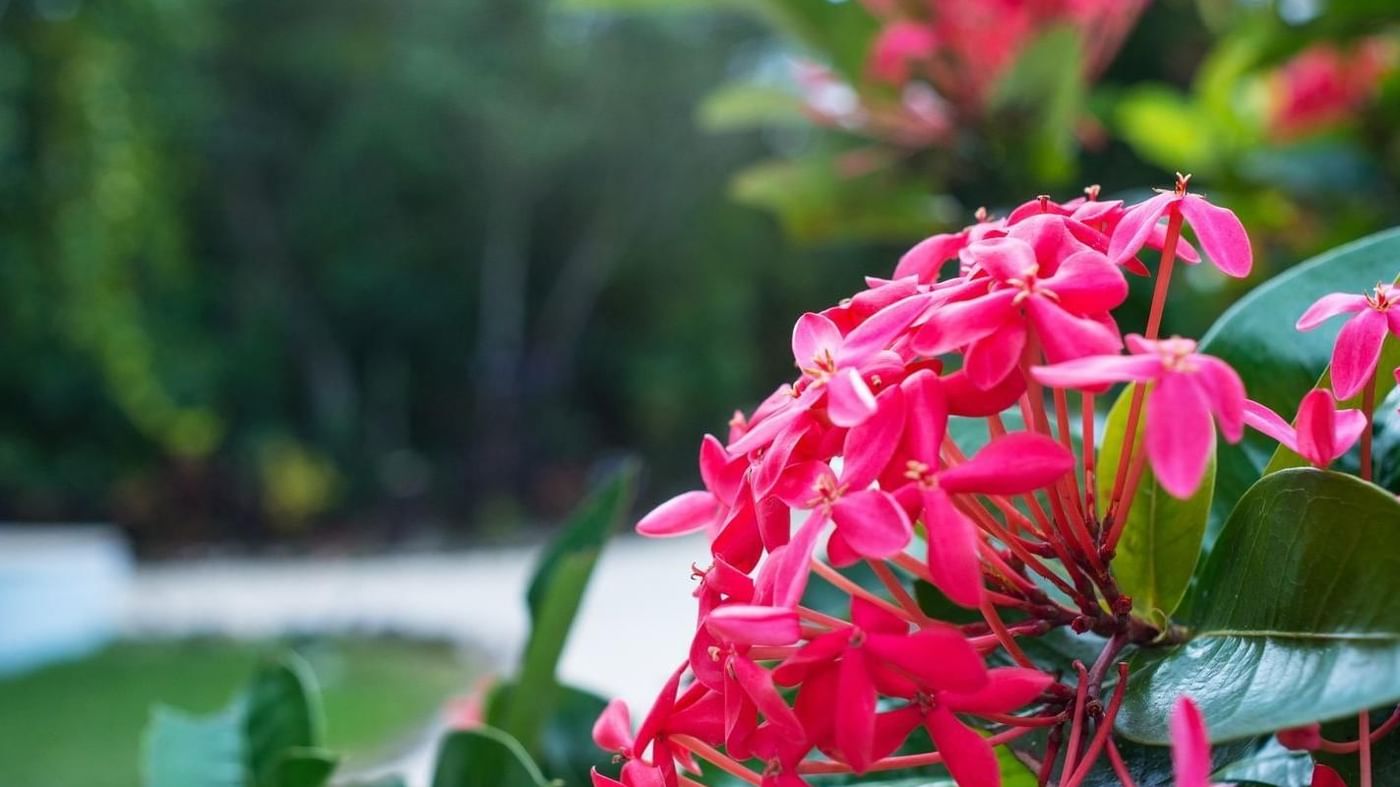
1097,384 -> 1213,626
1113,85 -> 1219,176
697,82 -> 806,132
143,703 -> 246,787
488,683 -> 611,787
263,749 -> 338,787
431,727 -> 550,787
750,0 -> 878,83
499,463 -> 638,754
245,655 -> 325,787
991,25 -> 1086,184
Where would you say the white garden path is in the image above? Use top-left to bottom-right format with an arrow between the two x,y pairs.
121,532 -> 709,785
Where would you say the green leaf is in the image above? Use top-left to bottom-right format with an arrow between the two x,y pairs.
1097,384 -> 1213,625
1113,85 -> 1219,177
1212,739 -> 1313,787
142,703 -> 247,787
989,25 -> 1086,184
498,463 -> 638,754
264,749 -> 338,787
696,82 -> 805,132
431,727 -> 551,787
1117,469 -> 1400,744
487,683 -> 611,787
749,0 -> 878,84
245,655 -> 324,787
1200,227 -> 1400,538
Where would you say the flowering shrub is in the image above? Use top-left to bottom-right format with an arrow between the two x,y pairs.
596,176 -> 1400,787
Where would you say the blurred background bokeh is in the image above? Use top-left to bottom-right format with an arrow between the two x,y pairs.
2,0 -> 1399,784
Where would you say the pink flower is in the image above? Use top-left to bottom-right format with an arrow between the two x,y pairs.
1276,723 -> 1322,751
1031,335 -> 1246,498
869,21 -> 938,84
773,460 -> 911,563
1107,177 -> 1252,278
1170,696 -> 1214,787
1267,38 -> 1396,140
1243,389 -> 1367,468
912,236 -> 1126,389
592,665 -> 725,787
1296,283 -> 1400,400
1311,764 -> 1346,787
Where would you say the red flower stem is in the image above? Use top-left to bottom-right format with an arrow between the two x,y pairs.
979,491 -> 1097,594
1025,368 -> 1105,575
956,495 -> 1075,596
810,559 -> 922,625
1061,661 -> 1092,778
667,735 -> 763,785
1104,435 -> 1150,555
1053,386 -> 1088,526
1362,711 -> 1374,787
867,559 -> 931,623
1105,737 -> 1138,787
799,624 -> 831,639
1038,727 -> 1063,787
1062,662 -> 1131,787
1082,392 -> 1097,520
977,538 -> 1041,596
1362,369 -> 1377,482
678,777 -> 707,787
968,621 -> 1051,652
981,595 -> 1036,668
982,712 -> 1066,728
796,725 -> 1038,773
890,551 -> 935,584
1145,207 -> 1183,341
797,606 -> 846,629
1318,706 -> 1400,752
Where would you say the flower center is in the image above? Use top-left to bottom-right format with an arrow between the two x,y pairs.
808,474 -> 846,509
1155,335 -> 1198,373
905,459 -> 938,489
801,348 -> 839,382
1367,284 -> 1396,311
1005,264 -> 1060,306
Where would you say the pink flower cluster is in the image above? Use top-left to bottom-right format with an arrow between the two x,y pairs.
594,178 -> 1398,786
1266,37 -> 1397,141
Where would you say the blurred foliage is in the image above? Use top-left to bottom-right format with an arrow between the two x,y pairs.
3,0 -> 1400,544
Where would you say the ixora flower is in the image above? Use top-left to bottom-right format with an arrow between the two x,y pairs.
1296,283 -> 1400,400
1032,334 -> 1245,497
1107,174 -> 1253,278
602,183 -> 1400,787
1243,389 -> 1367,468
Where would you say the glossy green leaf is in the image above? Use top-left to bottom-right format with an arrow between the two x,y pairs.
142,703 -> 246,787
1117,469 -> 1400,744
1199,227 -> 1400,537
1008,728 -> 1267,787
431,727 -> 550,787
499,462 -> 638,754
1097,384 -> 1213,625
245,655 -> 324,787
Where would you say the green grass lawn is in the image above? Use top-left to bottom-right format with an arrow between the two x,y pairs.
0,637 -> 478,787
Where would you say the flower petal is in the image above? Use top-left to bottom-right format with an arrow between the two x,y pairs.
894,232 -> 966,282
1031,353 -> 1163,391
942,367 -> 1026,417
922,487 -> 984,608
899,370 -> 948,464
793,312 -> 842,370
832,489 -> 912,559
964,318 -> 1028,390
835,647 -> 877,773
1043,249 -> 1129,313
841,385 -> 906,490
1193,355 -> 1246,444
1107,191 -> 1175,267
838,294 -> 931,364
1331,307 -> 1389,400
1147,373 -> 1215,499
940,667 -> 1054,715
939,433 -> 1074,495
1242,399 -> 1299,454
706,605 -> 801,646
1179,194 -> 1252,277
1026,297 -> 1122,364
910,289 -> 1017,356
700,434 -> 746,506
827,368 -> 879,428
1296,292 -> 1370,331
1170,697 -> 1212,787
636,491 -> 719,537
865,625 -> 988,692
964,236 -> 1037,282
926,705 -> 1000,787
593,699 -> 634,753
1312,764 -> 1346,787
1294,388 -> 1339,468
731,654 -> 805,740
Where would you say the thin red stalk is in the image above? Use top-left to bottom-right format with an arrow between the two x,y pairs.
1053,386 -> 1087,526
1362,370 -> 1377,482
678,777 -> 707,787
1081,392 -> 1097,522
967,621 -> 1051,652
981,712 -> 1065,728
1061,661 -> 1091,778
1105,437 -> 1150,554
1319,706 -> 1400,753
668,735 -> 762,785
1026,369 -> 1104,574
1106,738 -> 1138,787
977,539 -> 1039,595
747,645 -> 799,660
1062,663 -> 1130,787
958,495 -> 1075,596
810,559 -> 920,625
981,595 -> 1035,668
890,551 -> 935,584
797,606 -> 845,630
1362,711 -> 1374,787
981,491 -> 1096,592
867,559 -> 930,623
796,726 -> 1037,773
1038,728 -> 1063,787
